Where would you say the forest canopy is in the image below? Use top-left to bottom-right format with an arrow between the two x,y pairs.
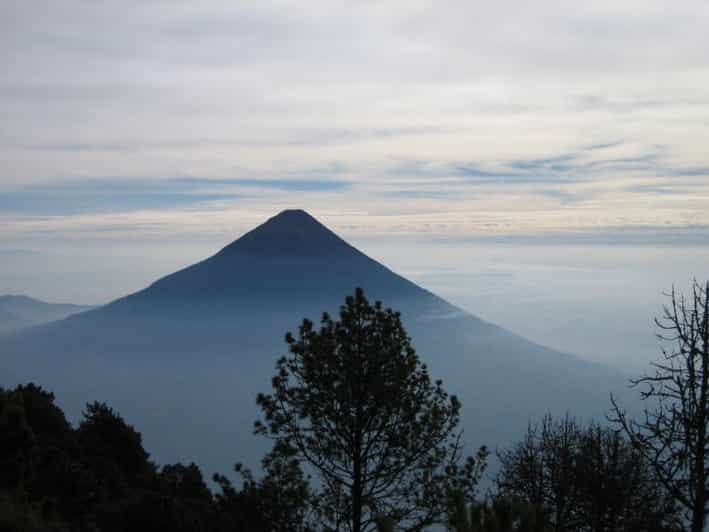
2,285 -> 707,531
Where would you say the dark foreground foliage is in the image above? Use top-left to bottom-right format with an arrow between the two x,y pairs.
1,285 -> 699,531
0,384 -> 684,532
492,415 -> 681,532
611,280 -> 709,532
0,383 -> 312,532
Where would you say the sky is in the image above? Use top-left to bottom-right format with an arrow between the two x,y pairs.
1,1 -> 708,370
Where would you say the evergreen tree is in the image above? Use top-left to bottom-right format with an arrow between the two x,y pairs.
214,443 -> 314,532
256,288 -> 484,532
77,401 -> 155,501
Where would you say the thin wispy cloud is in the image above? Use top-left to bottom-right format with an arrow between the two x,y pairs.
0,127 -> 454,153
0,0 -> 707,245
0,249 -> 38,256
0,178 -> 351,215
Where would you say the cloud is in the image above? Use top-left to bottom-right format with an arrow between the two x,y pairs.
668,167 -> 709,178
427,225 -> 709,247
382,190 -> 456,200
534,189 -> 582,204
0,249 -> 38,256
393,145 -> 665,186
0,127 -> 455,153
0,178 -> 351,215
585,142 -> 624,151
0,0 -> 707,244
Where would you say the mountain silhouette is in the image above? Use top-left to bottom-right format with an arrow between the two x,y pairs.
0,295 -> 92,335
104,209 -> 434,315
0,210 -> 630,478
222,208 -> 354,256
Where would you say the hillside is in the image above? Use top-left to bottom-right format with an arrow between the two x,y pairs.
0,210 -> 629,478
0,294 -> 92,334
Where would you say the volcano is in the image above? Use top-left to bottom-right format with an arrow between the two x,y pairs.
1,210 -> 628,477
104,209 -> 437,313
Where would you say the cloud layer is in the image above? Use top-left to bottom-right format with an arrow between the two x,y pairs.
1,0 -> 708,245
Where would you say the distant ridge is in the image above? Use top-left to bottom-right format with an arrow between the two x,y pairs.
0,294 -> 92,334
0,209 -> 630,480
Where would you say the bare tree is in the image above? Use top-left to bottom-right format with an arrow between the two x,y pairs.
497,415 -> 579,531
497,415 -> 678,531
611,280 -> 709,532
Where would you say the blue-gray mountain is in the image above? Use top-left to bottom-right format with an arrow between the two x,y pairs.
0,295 -> 92,335
0,209 -> 629,478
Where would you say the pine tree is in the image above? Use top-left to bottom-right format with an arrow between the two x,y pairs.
256,288 -> 484,532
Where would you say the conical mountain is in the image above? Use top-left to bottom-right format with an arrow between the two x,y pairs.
0,210 -> 629,479
99,209 -> 447,323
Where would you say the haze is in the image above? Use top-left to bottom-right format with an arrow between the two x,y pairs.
2,1 -> 708,373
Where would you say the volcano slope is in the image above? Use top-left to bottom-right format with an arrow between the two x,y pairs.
1,210 -> 628,477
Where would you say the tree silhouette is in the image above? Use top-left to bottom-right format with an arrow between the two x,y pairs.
447,494 -> 549,532
214,442 -> 314,532
497,415 -> 577,530
0,383 -> 313,531
497,415 -> 679,531
0,387 -> 37,491
77,401 -> 155,499
611,280 -> 709,532
255,288 -> 482,532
